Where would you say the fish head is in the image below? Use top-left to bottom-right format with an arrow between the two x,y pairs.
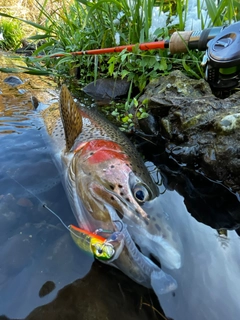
73,139 -> 156,220
70,139 -> 182,269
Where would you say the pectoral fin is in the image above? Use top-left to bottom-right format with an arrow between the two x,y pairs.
60,85 -> 83,151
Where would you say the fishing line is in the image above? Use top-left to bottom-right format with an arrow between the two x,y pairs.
9,174 -> 73,233
9,174 -> 50,206
42,203 -> 70,231
7,174 -> 120,243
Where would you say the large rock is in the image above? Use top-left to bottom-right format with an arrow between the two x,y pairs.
139,70 -> 240,197
83,78 -> 130,101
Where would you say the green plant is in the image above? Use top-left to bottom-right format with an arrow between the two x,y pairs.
1,0 -> 238,79
108,44 -> 170,90
0,18 -> 24,50
0,0 -> 238,131
205,0 -> 236,26
0,0 -> 239,90
81,0 -> 158,44
107,96 -> 149,132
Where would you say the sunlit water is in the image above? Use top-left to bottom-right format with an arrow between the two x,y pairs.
153,187 -> 240,320
0,52 -> 240,320
0,65 -> 94,318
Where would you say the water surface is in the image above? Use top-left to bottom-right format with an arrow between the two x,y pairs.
1,51 -> 240,320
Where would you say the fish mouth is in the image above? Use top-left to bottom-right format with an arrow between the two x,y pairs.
91,185 -> 182,270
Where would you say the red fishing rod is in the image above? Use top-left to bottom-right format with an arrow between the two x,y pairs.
39,41 -> 168,58
38,24 -> 223,59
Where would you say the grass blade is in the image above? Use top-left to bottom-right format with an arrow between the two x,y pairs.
0,12 -> 52,32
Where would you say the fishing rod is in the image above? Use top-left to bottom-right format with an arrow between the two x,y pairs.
38,21 -> 239,56
37,21 -> 240,92
41,24 -> 223,58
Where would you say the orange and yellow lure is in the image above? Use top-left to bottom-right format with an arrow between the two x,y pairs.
69,224 -> 123,261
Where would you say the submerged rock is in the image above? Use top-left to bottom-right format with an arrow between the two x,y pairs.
139,70 -> 240,196
3,76 -> 23,87
24,262 -> 164,320
39,281 -> 56,298
83,78 -> 130,101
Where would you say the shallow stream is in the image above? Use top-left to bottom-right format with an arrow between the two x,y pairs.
0,51 -> 240,320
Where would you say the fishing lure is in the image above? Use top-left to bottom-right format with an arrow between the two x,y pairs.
69,224 -> 124,262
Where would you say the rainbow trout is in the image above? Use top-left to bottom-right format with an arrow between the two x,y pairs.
40,85 -> 181,293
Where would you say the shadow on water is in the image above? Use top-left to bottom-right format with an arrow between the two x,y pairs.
1,51 -> 240,320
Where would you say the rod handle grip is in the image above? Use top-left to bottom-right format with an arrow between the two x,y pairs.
169,31 -> 193,54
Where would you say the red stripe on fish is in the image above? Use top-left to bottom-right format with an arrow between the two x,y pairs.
75,139 -> 129,164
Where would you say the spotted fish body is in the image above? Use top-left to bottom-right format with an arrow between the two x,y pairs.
40,85 -> 181,291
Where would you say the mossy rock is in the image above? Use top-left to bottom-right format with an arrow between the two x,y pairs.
139,70 -> 240,195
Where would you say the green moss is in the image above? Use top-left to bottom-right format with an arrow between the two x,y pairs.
161,118 -> 172,137
182,114 -> 202,129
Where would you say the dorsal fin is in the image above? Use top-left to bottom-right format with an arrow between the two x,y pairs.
59,85 -> 82,151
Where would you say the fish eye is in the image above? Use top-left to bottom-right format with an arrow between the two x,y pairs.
133,183 -> 150,203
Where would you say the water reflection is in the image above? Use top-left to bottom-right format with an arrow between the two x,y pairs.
158,189 -> 240,320
0,71 -> 94,318
144,156 -> 240,320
